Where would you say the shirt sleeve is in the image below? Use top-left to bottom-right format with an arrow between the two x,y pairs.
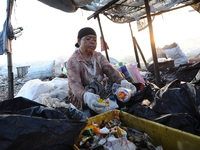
67,55 -> 87,101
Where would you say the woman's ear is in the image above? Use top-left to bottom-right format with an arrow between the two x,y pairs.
78,38 -> 81,46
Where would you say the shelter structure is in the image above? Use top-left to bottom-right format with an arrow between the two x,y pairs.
0,0 -> 23,99
38,0 -> 200,87
1,0 -> 200,98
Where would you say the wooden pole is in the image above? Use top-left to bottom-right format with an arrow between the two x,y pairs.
7,0 -> 14,99
129,22 -> 141,68
144,0 -> 161,87
7,48 -> 14,99
133,37 -> 148,69
97,15 -> 110,62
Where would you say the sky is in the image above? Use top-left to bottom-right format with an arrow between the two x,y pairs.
0,0 -> 200,74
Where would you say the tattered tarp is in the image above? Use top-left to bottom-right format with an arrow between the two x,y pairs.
126,79 -> 200,136
37,0 -> 96,12
191,2 -> 200,13
0,97 -> 87,150
37,0 -> 196,23
0,0 -> 15,55
84,0 -> 193,22
0,20 -> 8,55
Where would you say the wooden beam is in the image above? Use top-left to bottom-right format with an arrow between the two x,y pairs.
144,0 -> 161,87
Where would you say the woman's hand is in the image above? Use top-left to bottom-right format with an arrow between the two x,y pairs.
83,92 -> 106,113
120,80 -> 137,96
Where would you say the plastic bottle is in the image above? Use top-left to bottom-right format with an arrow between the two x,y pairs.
118,62 -> 132,82
112,83 -> 131,103
115,63 -> 122,73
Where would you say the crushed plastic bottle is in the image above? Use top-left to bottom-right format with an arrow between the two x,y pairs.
112,83 -> 131,103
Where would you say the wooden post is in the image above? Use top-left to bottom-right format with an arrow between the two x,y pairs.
7,0 -> 14,99
144,0 -> 161,87
97,15 -> 110,62
133,36 -> 148,69
129,22 -> 140,68
7,49 -> 14,99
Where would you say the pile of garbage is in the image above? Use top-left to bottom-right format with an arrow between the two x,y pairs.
78,117 -> 163,150
15,77 -> 69,108
0,75 -> 32,101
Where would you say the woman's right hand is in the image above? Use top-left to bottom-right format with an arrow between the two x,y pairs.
83,92 -> 106,113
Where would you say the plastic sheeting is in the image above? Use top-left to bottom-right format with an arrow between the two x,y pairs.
0,20 -> 9,55
37,0 -> 78,12
0,1 -> 15,55
84,0 -> 193,23
126,79 -> 200,136
162,62 -> 200,85
0,97 -> 87,150
37,0 -> 194,23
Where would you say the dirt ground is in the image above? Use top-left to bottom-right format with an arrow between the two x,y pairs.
0,75 -> 34,101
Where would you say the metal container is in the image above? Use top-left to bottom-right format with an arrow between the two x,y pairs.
16,66 -> 30,78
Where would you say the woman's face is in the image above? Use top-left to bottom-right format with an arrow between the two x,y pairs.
79,35 -> 97,53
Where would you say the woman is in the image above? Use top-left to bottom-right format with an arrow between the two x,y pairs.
67,27 -> 136,115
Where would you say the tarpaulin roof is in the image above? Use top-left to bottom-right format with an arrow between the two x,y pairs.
83,0 -> 197,23
191,1 -> 200,12
38,0 -> 200,23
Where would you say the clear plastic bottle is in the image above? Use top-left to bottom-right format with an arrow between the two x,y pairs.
112,83 -> 131,103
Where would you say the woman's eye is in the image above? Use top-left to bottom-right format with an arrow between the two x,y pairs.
84,36 -> 96,42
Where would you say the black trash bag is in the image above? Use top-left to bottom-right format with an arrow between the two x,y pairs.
152,79 -> 200,119
153,113 -> 200,135
126,102 -> 160,119
175,62 -> 200,82
161,62 -> 200,85
0,97 -> 87,150
126,79 -> 200,136
190,69 -> 200,85
147,60 -> 174,73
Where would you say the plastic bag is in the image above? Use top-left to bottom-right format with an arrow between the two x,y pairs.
126,63 -> 145,84
15,78 -> 69,108
103,136 -> 136,150
15,79 -> 54,101
0,97 -> 87,150
163,43 -> 188,67
160,62 -> 200,86
127,80 -> 200,136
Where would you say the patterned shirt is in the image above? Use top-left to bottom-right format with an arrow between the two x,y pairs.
67,50 -> 124,110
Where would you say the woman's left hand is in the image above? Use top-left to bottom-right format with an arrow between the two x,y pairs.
120,80 -> 137,96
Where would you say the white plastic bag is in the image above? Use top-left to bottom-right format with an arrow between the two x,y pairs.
15,79 -> 54,101
163,44 -> 188,67
103,136 -> 136,150
49,77 -> 68,88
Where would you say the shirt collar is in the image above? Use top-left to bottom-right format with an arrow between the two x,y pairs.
76,49 -> 95,62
